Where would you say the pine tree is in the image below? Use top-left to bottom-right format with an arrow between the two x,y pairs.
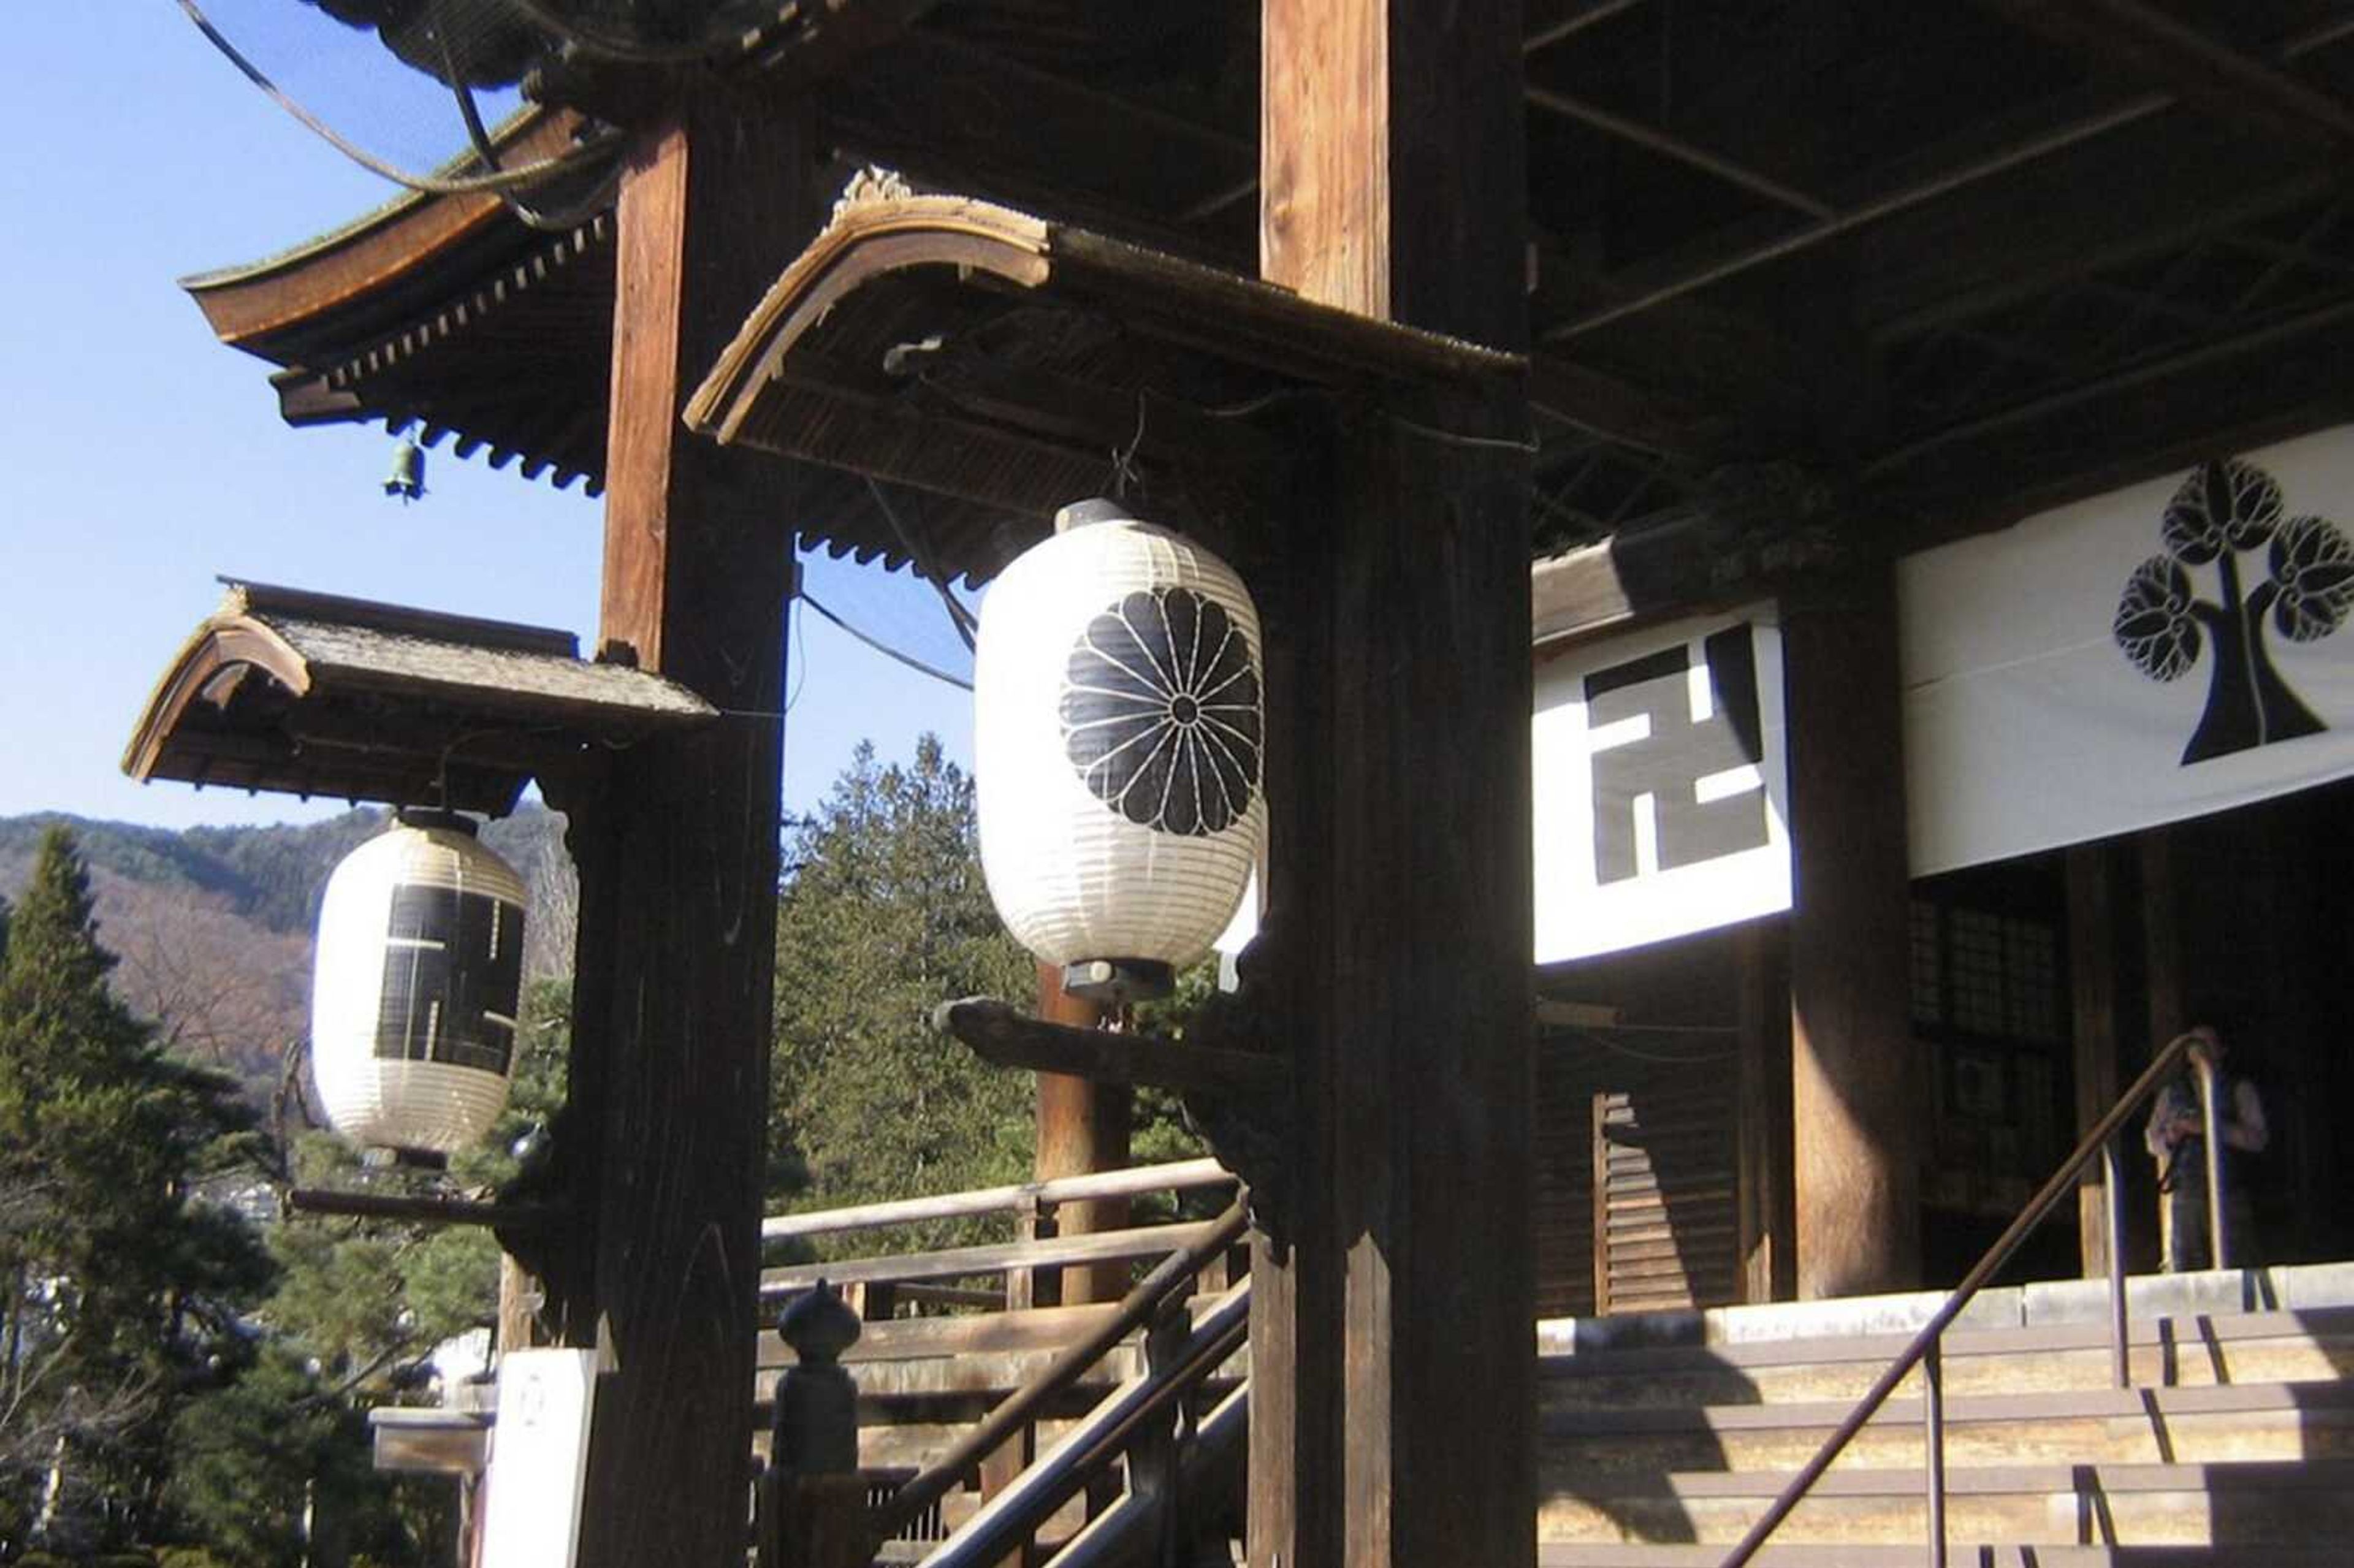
771,738 -> 1038,1252
0,828 -> 270,1556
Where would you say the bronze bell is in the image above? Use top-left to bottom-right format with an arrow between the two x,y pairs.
383,435 -> 425,501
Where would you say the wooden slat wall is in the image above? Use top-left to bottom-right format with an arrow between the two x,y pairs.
1594,1078 -> 1740,1314
1533,1034 -> 1598,1319
1534,1034 -> 1742,1317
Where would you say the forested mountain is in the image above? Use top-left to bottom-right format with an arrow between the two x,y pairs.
0,806 -> 576,1101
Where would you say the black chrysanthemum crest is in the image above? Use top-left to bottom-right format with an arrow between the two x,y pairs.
2114,555 -> 2201,682
1061,587 -> 1262,836
2161,457 -> 2282,565
2269,514 -> 2354,644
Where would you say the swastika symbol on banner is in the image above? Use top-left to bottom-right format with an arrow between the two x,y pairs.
1584,628 -> 1769,885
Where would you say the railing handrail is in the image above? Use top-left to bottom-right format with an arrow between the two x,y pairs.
761,1157 -> 1236,1244
1718,1027 -> 2215,1568
916,1278 -> 1253,1568
759,1217 -> 1228,1299
869,1194 -> 1252,1544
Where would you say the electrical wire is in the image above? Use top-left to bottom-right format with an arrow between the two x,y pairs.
436,2 -> 623,232
796,590 -> 974,691
862,477 -> 981,650
177,0 -> 623,197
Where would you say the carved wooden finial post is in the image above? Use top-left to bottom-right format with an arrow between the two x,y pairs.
759,1281 -> 868,1568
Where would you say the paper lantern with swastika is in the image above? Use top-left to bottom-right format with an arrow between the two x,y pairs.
310,812 -> 527,1158
975,498 -> 1267,1000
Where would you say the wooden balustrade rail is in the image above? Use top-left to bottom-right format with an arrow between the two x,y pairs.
760,1157 -> 1233,1244
868,1197 -> 1252,1543
759,1220 -> 1226,1299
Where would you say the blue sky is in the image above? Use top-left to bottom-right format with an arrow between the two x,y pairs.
0,2 -> 975,832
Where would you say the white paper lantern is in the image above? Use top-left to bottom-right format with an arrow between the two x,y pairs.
976,498 -> 1268,995
311,813 -> 528,1158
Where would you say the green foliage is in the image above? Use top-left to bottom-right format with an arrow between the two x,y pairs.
265,977 -> 571,1387
164,1352 -> 370,1568
0,829 -> 273,1557
771,739 -> 1037,1252
1124,959 -> 1216,1188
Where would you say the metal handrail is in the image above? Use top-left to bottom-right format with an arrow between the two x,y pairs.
1718,1028 -> 2223,1568
870,1195 -> 1251,1545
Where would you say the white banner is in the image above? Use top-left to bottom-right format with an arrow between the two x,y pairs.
1901,425 -> 2354,877
1533,606 -> 1789,963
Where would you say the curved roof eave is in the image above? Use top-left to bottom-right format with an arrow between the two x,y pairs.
179,105 -> 592,352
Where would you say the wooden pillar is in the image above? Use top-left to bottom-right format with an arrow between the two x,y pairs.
1250,6 -> 1535,1566
1034,963 -> 1130,1305
2068,844 -> 2122,1277
563,97 -> 814,1568
1735,923 -> 1795,1304
1783,566 -> 1921,1299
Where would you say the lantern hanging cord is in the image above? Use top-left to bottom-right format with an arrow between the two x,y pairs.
175,0 -> 625,197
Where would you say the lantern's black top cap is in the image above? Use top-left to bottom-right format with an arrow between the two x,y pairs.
1054,497 -> 1130,533
395,807 -> 479,837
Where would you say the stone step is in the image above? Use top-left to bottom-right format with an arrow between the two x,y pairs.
1536,1458 -> 2354,1547
1544,1382 -> 2354,1474
1540,1305 -> 2354,1412
1540,1263 -> 2354,1360
1537,1544 -> 2354,1566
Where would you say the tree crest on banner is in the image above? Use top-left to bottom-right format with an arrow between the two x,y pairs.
2114,457 -> 2354,764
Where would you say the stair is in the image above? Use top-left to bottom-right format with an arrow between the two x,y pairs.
1535,1262 -> 2354,1565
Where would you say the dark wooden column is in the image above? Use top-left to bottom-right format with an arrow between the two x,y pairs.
1735,922 -> 1796,1303
1783,566 -> 1922,1299
2068,843 -> 2122,1276
565,97 -> 813,1568
1034,964 -> 1131,1306
1250,5 -> 1535,1566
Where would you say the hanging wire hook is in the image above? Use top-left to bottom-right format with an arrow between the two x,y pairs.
1108,394 -> 1148,500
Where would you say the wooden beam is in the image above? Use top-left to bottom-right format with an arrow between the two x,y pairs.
1855,123 -> 2338,337
758,1221 -> 1224,1295
1253,4 -> 1536,1568
937,997 -> 1286,1098
1978,0 -> 2354,158
819,29 -> 1254,261
562,96 -> 813,1568
1539,12 -> 2353,348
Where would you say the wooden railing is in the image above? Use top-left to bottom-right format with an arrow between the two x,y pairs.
754,1159 -> 1249,1568
1718,1029 -> 2228,1568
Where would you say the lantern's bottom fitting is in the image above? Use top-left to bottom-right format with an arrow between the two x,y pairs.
358,1146 -> 451,1173
1062,958 -> 1175,1005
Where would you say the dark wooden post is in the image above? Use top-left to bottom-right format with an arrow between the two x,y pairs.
1783,565 -> 1922,1298
1735,923 -> 1795,1304
1035,962 -> 1131,1306
2068,844 -> 2122,1277
761,1284 -> 869,1568
564,95 -> 815,1568
1250,5 -> 1536,1566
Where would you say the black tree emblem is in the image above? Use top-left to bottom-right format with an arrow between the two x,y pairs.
1061,587 -> 1262,835
2114,457 -> 2354,764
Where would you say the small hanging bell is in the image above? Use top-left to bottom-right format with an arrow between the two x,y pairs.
383,433 -> 425,501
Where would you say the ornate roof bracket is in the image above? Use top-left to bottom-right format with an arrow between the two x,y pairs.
684,186 -> 1525,580
123,579 -> 715,815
